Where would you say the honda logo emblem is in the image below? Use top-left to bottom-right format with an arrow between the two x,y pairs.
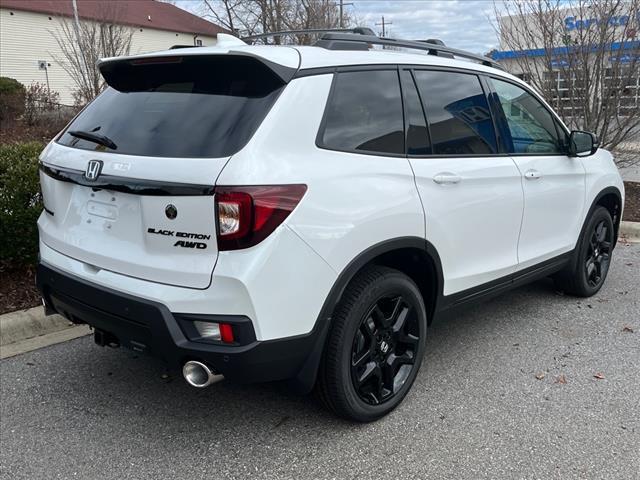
85,160 -> 103,181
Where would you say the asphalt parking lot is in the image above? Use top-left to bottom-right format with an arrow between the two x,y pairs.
1,244 -> 638,480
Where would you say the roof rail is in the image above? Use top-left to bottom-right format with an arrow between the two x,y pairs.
315,33 -> 503,70
242,27 -> 375,42
169,44 -> 202,49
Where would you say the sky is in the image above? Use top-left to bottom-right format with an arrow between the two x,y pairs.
348,1 -> 500,54
177,0 -> 502,55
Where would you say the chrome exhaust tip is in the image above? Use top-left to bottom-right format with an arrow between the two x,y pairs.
182,360 -> 224,388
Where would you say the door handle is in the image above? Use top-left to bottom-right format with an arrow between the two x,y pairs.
524,169 -> 542,180
433,173 -> 462,185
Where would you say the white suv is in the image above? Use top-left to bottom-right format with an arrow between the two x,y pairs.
37,31 -> 624,422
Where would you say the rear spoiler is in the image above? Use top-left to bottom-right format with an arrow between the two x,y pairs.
98,51 -> 299,87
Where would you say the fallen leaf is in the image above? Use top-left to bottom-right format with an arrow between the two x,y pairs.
625,263 -> 633,266
535,372 -> 546,380
594,373 -> 605,380
555,374 -> 567,384
623,326 -> 634,333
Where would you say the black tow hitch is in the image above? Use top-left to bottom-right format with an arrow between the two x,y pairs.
94,329 -> 120,348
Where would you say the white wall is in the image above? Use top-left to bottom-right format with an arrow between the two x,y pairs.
0,8 -> 217,104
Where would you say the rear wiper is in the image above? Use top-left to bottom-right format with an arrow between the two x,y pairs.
68,130 -> 117,150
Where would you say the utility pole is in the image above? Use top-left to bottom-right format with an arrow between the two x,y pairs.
375,15 -> 392,37
71,0 -> 82,40
338,0 -> 354,28
71,0 -> 90,95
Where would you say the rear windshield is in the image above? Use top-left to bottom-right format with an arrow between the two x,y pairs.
57,56 -> 285,158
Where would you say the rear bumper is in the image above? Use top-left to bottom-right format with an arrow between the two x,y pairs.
36,263 -> 322,385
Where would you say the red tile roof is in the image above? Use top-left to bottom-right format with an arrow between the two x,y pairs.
0,0 -> 228,37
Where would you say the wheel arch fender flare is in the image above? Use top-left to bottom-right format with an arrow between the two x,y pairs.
564,186 -> 623,276
291,236 -> 444,393
581,186 -> 623,248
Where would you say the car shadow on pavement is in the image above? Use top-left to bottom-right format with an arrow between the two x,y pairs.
31,278 -> 564,436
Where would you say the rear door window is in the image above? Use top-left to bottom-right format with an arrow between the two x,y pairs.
57,56 -> 285,158
318,70 -> 405,155
413,70 -> 498,155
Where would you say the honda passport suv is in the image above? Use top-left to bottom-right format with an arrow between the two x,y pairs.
36,31 -> 624,422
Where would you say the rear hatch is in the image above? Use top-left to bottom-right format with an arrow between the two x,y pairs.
39,49 -> 298,289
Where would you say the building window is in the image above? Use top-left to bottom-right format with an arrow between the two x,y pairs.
196,39 -> 203,46
543,63 -> 639,118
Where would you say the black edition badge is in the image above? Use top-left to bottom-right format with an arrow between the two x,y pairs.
148,227 -> 210,249
147,228 -> 174,236
173,240 -> 207,249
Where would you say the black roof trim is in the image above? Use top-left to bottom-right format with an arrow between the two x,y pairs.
316,33 -> 503,70
242,27 -> 375,42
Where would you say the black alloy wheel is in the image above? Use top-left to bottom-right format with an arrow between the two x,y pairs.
584,218 -> 613,289
317,266 -> 427,422
350,295 -> 420,405
554,206 -> 615,297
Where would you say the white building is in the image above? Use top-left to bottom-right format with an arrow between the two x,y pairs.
0,0 -> 227,104
491,7 -> 639,117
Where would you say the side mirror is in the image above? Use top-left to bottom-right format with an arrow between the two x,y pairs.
569,130 -> 599,157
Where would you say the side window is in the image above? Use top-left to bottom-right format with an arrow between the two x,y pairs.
491,78 -> 565,154
400,70 -> 430,155
319,70 -> 404,155
413,70 -> 497,155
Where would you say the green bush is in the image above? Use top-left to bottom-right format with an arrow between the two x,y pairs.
0,77 -> 26,125
0,76 -> 24,94
0,142 -> 44,268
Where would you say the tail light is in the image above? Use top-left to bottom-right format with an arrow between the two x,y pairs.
214,185 -> 307,251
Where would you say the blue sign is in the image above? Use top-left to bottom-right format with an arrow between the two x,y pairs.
609,54 -> 640,64
565,12 -> 640,31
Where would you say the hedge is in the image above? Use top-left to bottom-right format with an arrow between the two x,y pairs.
0,142 -> 44,268
0,76 -> 25,125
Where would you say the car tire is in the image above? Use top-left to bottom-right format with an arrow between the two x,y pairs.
316,266 -> 428,422
554,206 -> 615,297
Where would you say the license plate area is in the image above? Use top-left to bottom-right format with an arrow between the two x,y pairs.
87,200 -> 118,220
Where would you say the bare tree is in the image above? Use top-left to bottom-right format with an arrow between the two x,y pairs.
52,2 -> 134,105
494,0 -> 640,161
201,0 -> 354,43
202,0 -> 258,36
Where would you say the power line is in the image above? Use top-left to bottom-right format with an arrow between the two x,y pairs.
375,15 -> 392,38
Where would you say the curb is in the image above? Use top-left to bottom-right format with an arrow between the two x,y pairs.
0,306 -> 91,359
1,325 -> 91,359
619,221 -> 640,243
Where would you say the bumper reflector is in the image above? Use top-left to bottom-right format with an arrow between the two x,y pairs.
193,321 -> 235,344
